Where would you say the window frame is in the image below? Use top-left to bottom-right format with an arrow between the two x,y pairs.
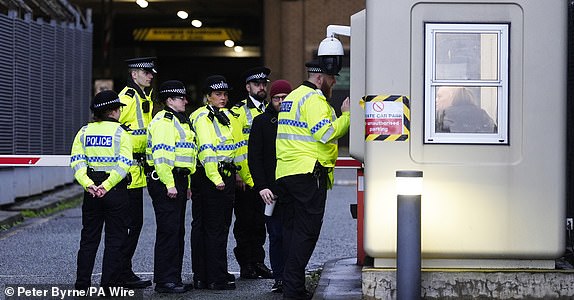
424,23 -> 509,144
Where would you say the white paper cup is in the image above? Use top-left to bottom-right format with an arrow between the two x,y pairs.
264,200 -> 276,216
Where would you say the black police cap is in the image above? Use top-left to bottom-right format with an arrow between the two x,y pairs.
203,75 -> 233,94
91,90 -> 125,112
242,66 -> 271,83
158,80 -> 188,102
305,60 -> 324,74
125,57 -> 157,73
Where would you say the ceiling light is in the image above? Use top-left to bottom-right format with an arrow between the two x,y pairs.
136,0 -> 148,8
191,19 -> 202,28
224,40 -> 235,47
234,46 -> 244,53
177,11 -> 189,19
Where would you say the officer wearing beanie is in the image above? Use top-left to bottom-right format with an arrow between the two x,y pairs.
248,79 -> 293,293
230,66 -> 273,280
276,60 -> 350,299
70,90 -> 133,293
190,75 -> 254,290
146,80 -> 197,294
117,57 -> 157,288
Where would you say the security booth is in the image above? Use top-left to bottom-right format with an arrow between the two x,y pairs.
349,0 -> 567,271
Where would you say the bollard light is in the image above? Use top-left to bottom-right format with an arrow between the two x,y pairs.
396,170 -> 422,300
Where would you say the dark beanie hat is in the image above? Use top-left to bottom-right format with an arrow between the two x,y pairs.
270,80 -> 293,97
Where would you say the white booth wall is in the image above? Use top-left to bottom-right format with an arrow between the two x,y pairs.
350,0 -> 567,268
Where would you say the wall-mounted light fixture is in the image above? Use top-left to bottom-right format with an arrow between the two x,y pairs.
177,11 -> 188,19
395,170 -> 422,300
191,19 -> 202,28
136,0 -> 148,8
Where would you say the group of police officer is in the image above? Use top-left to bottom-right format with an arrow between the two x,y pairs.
70,54 -> 350,299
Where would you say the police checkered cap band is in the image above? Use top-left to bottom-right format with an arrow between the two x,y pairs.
127,62 -> 155,69
93,97 -> 121,108
160,88 -> 186,94
307,66 -> 323,73
210,81 -> 229,90
245,72 -> 268,82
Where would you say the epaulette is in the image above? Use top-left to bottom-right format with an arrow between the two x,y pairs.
120,124 -> 131,131
233,100 -> 246,108
228,109 -> 240,118
164,112 -> 174,120
124,88 -> 136,97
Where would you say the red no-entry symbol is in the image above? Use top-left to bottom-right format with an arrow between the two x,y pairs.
373,101 -> 384,112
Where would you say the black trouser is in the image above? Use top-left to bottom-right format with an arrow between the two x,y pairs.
191,168 -> 234,284
147,173 -> 188,284
119,187 -> 144,281
233,187 -> 266,267
75,180 -> 128,289
265,213 -> 284,281
277,173 -> 327,299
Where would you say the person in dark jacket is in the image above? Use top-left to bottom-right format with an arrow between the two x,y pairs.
248,79 -> 293,293
436,86 -> 496,133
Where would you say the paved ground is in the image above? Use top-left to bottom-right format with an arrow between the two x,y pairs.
0,168 -> 362,299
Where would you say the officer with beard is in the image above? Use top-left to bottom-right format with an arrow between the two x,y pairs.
230,67 -> 273,280
275,60 -> 350,299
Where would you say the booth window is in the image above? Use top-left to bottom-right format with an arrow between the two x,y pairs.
424,23 -> 509,144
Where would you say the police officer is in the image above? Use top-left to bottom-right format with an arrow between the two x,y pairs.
146,80 -> 197,293
117,57 -> 156,288
231,67 -> 273,279
70,90 -> 133,292
190,75 -> 254,290
275,61 -> 350,300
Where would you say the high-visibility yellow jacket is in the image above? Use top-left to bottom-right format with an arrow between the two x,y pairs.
70,121 -> 133,192
146,109 -> 197,189
190,105 -> 253,187
119,85 -> 154,189
231,97 -> 265,142
275,81 -> 350,188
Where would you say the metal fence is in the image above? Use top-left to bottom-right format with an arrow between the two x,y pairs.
0,11 -> 92,156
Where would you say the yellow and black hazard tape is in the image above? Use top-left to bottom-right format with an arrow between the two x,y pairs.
360,94 -> 410,142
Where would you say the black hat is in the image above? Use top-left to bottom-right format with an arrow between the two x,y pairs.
203,75 -> 233,94
125,57 -> 157,73
305,60 -> 324,74
91,90 -> 125,112
242,66 -> 271,83
158,80 -> 188,102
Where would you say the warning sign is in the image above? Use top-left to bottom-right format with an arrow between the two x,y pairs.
360,95 -> 410,141
365,101 -> 404,135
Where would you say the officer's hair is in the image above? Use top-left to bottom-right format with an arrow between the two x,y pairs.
93,108 -> 117,121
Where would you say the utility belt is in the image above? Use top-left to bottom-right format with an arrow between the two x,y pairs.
133,153 -> 147,166
312,161 -> 330,188
87,168 -> 131,187
218,161 -> 240,178
148,167 -> 191,181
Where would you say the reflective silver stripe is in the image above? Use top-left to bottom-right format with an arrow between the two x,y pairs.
202,156 -> 219,163
192,111 -> 208,131
212,117 -> 227,144
80,126 -> 88,152
146,154 -> 153,161
134,94 -> 145,130
295,91 -> 318,122
276,133 -> 315,142
154,157 -> 175,166
244,105 -> 253,127
319,109 -> 338,143
73,161 -> 87,172
233,153 -> 248,163
175,155 -> 194,163
174,119 -> 187,143
320,127 -> 335,143
113,126 -> 124,158
91,165 -> 127,178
